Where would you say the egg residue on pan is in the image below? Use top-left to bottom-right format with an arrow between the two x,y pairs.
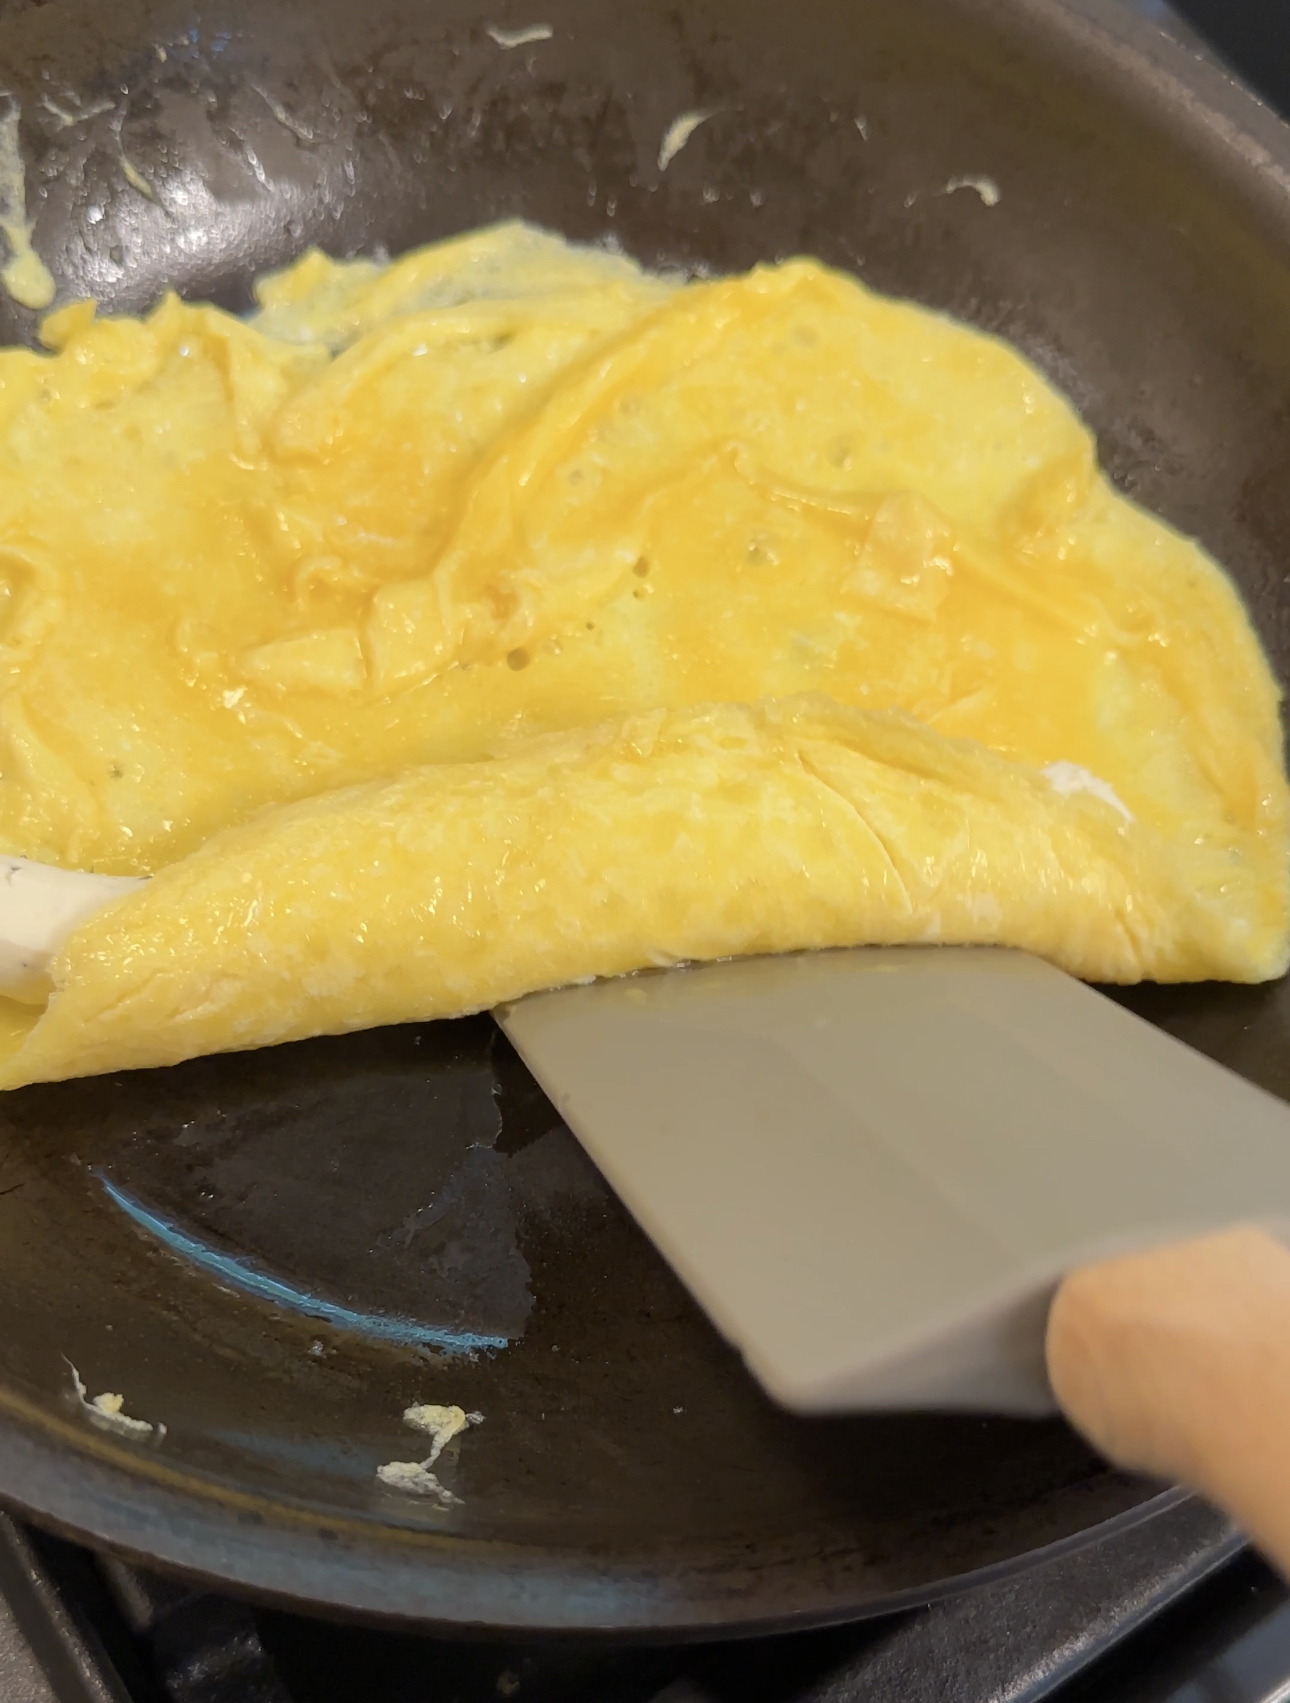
0,220 -> 1285,1087
376,1402 -> 483,1503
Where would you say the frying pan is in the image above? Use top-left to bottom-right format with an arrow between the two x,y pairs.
0,0 -> 1287,1639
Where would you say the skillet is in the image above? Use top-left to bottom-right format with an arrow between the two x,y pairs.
0,0 -> 1289,1638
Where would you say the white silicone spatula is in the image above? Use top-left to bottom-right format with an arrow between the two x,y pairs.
496,946 -> 1290,1416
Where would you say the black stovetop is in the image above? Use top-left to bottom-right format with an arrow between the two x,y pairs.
0,1498 -> 1288,1703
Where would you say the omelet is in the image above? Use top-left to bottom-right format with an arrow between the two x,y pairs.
0,220 -> 1284,1088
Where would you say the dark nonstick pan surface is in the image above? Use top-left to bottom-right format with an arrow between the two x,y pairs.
0,0 -> 1289,1638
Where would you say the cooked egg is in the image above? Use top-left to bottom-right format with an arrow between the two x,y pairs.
0,221 -> 1283,1088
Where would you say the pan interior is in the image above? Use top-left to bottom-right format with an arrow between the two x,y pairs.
0,0 -> 1289,1633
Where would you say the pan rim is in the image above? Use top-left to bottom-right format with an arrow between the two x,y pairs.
0,1402 -> 1187,1636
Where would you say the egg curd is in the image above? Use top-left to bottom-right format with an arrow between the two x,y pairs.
0,220 -> 1285,1086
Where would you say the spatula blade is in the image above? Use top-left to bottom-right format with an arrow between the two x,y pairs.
497,948 -> 1290,1414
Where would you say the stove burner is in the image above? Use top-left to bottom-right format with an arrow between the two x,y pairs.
4,1499 -> 1287,1703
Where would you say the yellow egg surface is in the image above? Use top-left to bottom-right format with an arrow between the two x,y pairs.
0,220 -> 1284,1087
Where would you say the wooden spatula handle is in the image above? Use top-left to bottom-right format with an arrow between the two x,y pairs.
1047,1226 -> 1290,1575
